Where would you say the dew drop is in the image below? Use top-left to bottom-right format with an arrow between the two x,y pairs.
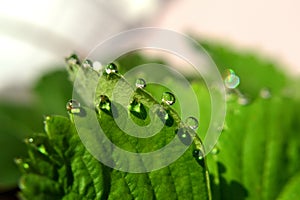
260,87 -> 272,99
224,69 -> 240,89
161,92 -> 176,105
93,61 -> 103,71
105,63 -> 118,74
193,149 -> 204,160
176,128 -> 192,145
211,147 -> 219,155
155,105 -> 174,127
82,59 -> 93,68
98,95 -> 112,115
66,99 -> 81,114
135,78 -> 146,89
128,98 -> 147,120
185,117 -> 199,130
238,95 -> 249,105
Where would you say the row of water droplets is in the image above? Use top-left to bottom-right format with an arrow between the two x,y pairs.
65,61 -> 204,162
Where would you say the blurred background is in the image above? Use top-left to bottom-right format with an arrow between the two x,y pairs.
0,0 -> 300,199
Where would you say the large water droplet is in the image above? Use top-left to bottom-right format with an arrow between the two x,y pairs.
128,98 -> 147,120
98,95 -> 113,115
176,128 -> 192,145
155,105 -> 174,127
66,99 -> 81,114
185,117 -> 199,130
105,63 -> 118,74
135,78 -> 146,89
224,69 -> 240,89
260,87 -> 272,99
161,92 -> 176,105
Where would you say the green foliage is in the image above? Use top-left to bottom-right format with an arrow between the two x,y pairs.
17,57 -> 211,199
1,40 -> 299,199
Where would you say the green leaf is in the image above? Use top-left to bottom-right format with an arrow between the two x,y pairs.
199,41 -> 300,200
17,56 -> 211,199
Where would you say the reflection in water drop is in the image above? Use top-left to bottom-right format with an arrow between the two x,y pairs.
66,99 -> 81,114
161,92 -> 176,105
105,63 -> 118,74
128,98 -> 147,120
185,117 -> 199,130
135,78 -> 146,89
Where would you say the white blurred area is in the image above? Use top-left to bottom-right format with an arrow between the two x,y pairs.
0,0 -> 300,99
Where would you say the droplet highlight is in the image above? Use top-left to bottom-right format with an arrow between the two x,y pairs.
224,69 -> 240,89
185,117 -> 199,130
105,63 -> 118,74
161,92 -> 175,105
66,99 -> 81,114
135,78 -> 146,89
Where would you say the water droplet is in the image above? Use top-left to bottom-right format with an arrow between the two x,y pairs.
260,87 -> 272,99
24,136 -> 48,155
82,59 -> 93,68
185,117 -> 199,130
211,147 -> 219,155
93,61 -> 103,71
161,92 -> 175,105
193,149 -> 204,160
105,63 -> 118,74
66,99 -> 81,114
135,78 -> 146,89
238,95 -> 249,105
66,54 -> 80,66
176,128 -> 193,145
98,95 -> 112,115
155,105 -> 174,127
224,69 -> 240,89
128,98 -> 147,120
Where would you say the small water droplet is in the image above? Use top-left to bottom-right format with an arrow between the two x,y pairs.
161,92 -> 175,105
135,78 -> 146,89
66,54 -> 80,66
105,63 -> 118,74
193,149 -> 204,160
260,87 -> 272,99
211,147 -> 219,155
185,117 -> 199,130
66,99 -> 81,114
82,59 -> 93,68
128,98 -> 147,120
238,95 -> 249,105
93,61 -> 103,71
224,69 -> 240,89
